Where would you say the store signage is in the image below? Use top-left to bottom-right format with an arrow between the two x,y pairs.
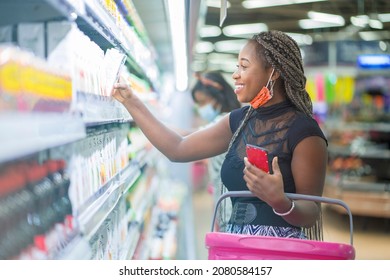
357,54 -> 390,69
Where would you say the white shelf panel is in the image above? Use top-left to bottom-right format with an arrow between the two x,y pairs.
0,112 -> 86,163
76,163 -> 141,241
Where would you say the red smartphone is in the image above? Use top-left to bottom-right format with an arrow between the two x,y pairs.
246,144 -> 269,173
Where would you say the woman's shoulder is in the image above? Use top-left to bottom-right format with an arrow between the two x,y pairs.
230,105 -> 249,119
292,112 -> 323,130
229,105 -> 248,132
288,112 -> 328,150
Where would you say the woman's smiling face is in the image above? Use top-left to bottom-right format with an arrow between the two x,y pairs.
232,41 -> 273,104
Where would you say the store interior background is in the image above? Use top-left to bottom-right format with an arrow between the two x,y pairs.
0,0 -> 390,260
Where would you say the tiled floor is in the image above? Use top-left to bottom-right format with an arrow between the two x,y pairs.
192,188 -> 390,260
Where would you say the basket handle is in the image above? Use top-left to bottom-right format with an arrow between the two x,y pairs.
210,191 -> 354,245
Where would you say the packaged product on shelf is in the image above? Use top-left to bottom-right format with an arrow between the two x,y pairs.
0,166 -> 33,259
0,47 -> 22,111
0,46 -> 72,113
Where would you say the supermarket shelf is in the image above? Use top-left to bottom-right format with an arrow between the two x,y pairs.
121,223 -> 141,260
47,0 -> 156,86
328,144 -> 390,159
325,120 -> 390,133
0,0 -> 64,26
75,92 -> 132,126
123,175 -> 159,259
55,233 -> 92,260
76,163 -> 141,241
324,182 -> 390,218
44,0 -> 122,51
0,0 -> 154,87
0,112 -> 86,163
326,174 -> 390,193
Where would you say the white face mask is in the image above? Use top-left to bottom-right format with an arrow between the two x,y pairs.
197,103 -> 219,122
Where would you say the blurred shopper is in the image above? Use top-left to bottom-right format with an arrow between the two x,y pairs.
190,71 -> 241,228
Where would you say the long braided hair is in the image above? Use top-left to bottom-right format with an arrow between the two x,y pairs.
220,30 -> 323,240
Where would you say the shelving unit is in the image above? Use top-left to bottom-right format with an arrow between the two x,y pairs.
0,0 -> 192,260
324,121 -> 390,218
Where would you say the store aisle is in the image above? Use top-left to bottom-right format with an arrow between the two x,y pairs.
192,187 -> 214,260
192,187 -> 390,260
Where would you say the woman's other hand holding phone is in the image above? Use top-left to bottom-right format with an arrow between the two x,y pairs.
243,156 -> 291,212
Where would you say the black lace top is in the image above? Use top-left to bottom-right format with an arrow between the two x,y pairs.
220,100 -> 327,227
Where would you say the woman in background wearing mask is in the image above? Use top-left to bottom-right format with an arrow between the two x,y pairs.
190,72 -> 241,228
192,71 -> 241,124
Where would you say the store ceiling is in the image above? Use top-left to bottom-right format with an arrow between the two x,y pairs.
202,0 -> 390,43
132,0 -> 202,80
193,0 -> 390,73
134,0 -> 390,77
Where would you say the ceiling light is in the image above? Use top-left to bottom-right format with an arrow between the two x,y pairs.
308,11 -> 345,25
299,12 -> 345,29
378,13 -> 390,22
195,41 -> 214,53
379,41 -> 388,52
167,0 -> 187,91
242,0 -> 326,9
359,31 -> 390,41
206,0 -> 231,8
299,19 -> 344,29
214,39 -> 248,53
286,33 -> 313,45
223,23 -> 268,37
200,25 -> 221,38
369,19 -> 383,29
350,15 -> 369,27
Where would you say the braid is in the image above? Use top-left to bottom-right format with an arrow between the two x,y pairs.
218,106 -> 254,231
227,106 -> 254,153
251,32 -> 322,240
251,31 -> 313,118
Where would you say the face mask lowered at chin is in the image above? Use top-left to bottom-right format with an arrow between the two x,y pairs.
197,103 -> 219,122
250,86 -> 272,109
250,69 -> 275,109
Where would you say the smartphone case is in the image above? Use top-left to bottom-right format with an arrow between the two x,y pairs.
246,144 -> 269,173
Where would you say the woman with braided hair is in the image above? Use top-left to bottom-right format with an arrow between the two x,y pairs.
112,30 -> 328,240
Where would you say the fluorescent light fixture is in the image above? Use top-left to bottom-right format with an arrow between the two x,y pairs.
378,13 -> 390,22
207,0 -> 231,8
369,19 -> 383,29
207,55 -> 237,72
299,19 -> 344,29
242,0 -> 326,9
286,33 -> 313,45
167,0 -> 188,91
379,41 -> 388,52
357,54 -> 390,69
195,41 -> 214,53
200,25 -> 221,38
350,15 -> 369,27
214,39 -> 248,53
191,60 -> 207,72
223,23 -> 268,37
308,11 -> 345,25
207,52 -> 237,60
359,31 -> 390,41
299,12 -> 345,29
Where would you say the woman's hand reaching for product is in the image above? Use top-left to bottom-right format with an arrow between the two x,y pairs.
243,156 -> 291,212
111,82 -> 134,104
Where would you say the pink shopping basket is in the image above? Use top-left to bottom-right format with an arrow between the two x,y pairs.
205,191 -> 356,260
